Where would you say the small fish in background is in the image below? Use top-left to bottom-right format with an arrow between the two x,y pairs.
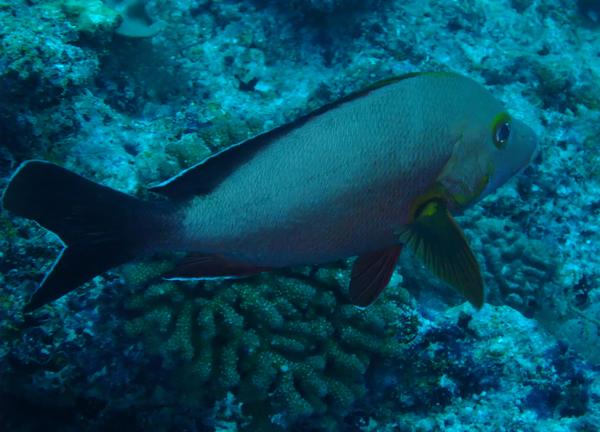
2,72 -> 537,313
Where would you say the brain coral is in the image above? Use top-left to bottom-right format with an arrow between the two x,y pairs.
119,259 -> 416,430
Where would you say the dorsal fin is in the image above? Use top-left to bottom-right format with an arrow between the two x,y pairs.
148,133 -> 273,199
149,72 -> 429,199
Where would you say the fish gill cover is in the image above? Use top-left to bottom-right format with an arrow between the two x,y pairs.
0,0 -> 599,431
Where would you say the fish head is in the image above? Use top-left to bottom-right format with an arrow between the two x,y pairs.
480,116 -> 538,197
437,82 -> 538,210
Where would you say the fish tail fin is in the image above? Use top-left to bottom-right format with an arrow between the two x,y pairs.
2,161 -> 163,312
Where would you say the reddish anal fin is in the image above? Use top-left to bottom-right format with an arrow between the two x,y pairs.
164,253 -> 268,280
349,245 -> 403,307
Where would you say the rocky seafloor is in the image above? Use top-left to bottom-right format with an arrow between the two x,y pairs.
0,0 -> 599,431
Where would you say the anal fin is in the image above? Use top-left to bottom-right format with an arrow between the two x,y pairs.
349,245 -> 403,307
164,253 -> 268,280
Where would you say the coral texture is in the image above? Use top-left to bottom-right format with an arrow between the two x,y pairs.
120,260 -> 416,429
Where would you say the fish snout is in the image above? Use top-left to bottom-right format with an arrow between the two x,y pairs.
512,119 -> 539,170
483,119 -> 538,197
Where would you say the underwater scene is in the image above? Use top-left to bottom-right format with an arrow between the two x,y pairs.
0,0 -> 599,431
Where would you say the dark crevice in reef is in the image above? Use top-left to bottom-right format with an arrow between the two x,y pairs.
0,393 -> 129,432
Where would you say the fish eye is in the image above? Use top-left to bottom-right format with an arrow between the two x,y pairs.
491,112 -> 511,149
494,122 -> 510,147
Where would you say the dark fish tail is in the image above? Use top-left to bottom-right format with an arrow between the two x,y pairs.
2,161 -> 166,312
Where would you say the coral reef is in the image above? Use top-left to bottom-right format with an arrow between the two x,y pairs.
119,259 -> 416,429
0,0 -> 599,430
0,1 -> 100,156
375,305 -> 598,431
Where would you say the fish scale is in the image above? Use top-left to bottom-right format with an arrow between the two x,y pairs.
185,76 -> 457,265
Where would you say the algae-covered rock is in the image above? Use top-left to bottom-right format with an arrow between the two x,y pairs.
389,304 -> 594,431
59,0 -> 120,37
52,0 -> 163,39
0,1 -> 102,155
0,2 -> 99,101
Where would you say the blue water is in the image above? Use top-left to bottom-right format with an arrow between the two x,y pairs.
1,1 -> 599,431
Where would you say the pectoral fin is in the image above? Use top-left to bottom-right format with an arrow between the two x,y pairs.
349,245 -> 403,307
398,199 -> 484,308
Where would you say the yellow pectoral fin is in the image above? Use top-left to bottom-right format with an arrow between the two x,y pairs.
398,199 -> 484,308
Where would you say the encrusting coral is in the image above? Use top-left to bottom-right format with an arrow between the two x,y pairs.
119,259 -> 417,429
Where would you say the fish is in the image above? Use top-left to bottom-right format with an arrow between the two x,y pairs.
1,72 -> 538,312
